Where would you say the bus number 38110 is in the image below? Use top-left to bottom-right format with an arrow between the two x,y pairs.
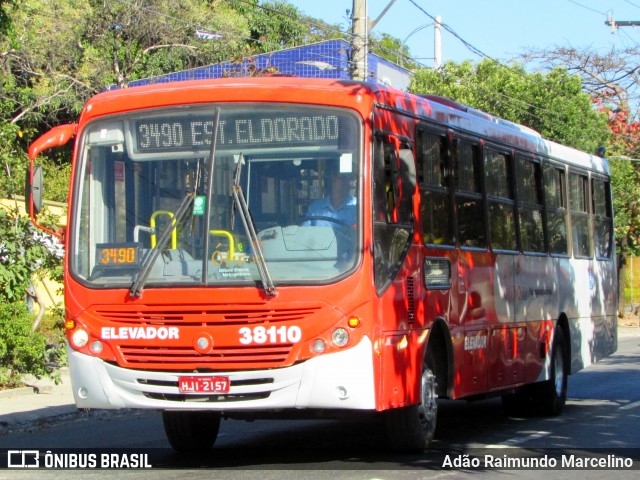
238,326 -> 302,345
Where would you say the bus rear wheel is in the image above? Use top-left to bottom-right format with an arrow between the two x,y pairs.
533,327 -> 568,415
162,410 -> 221,452
384,354 -> 438,452
502,327 -> 568,417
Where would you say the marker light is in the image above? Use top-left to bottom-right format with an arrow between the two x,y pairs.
71,329 -> 89,348
332,328 -> 349,347
312,339 -> 326,353
90,340 -> 103,354
347,316 -> 361,328
65,320 -> 76,330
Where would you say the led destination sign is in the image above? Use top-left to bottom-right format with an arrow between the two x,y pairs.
134,111 -> 341,153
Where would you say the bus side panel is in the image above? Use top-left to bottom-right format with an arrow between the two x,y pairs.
378,330 -> 425,409
559,257 -> 618,374
453,249 -> 493,397
515,254 -> 556,383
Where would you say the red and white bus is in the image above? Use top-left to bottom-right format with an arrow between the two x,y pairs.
26,77 -> 617,452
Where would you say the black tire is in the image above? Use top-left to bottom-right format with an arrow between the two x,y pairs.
502,327 -> 568,417
533,327 -> 568,415
384,351 -> 438,452
162,410 -> 221,452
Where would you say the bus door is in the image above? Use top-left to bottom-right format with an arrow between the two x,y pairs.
373,133 -> 422,407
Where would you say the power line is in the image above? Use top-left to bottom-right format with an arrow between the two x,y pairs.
407,0 -> 497,62
565,0 -> 608,16
624,0 -> 640,10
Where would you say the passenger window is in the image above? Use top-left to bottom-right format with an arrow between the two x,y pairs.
516,156 -> 545,253
569,172 -> 591,258
454,140 -> 485,248
417,128 -> 453,245
544,164 -> 568,255
485,148 -> 516,251
592,178 -> 613,259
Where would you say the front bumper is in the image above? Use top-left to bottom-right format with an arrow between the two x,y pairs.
67,336 -> 376,411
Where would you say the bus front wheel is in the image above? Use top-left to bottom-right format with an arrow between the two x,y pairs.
384,353 -> 438,452
162,410 -> 221,452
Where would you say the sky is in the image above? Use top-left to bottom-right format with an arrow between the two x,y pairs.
296,0 -> 640,67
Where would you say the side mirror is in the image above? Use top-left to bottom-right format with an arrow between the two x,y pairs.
26,165 -> 43,215
25,123 -> 76,239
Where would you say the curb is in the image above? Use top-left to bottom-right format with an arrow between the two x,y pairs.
0,367 -> 69,398
0,386 -> 36,399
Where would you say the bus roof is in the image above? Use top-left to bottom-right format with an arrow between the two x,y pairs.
80,77 -> 608,175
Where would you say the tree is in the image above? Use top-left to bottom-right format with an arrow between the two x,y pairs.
0,0 -> 14,36
83,0 -> 251,89
370,32 -> 419,69
410,59 -> 609,153
522,47 -> 640,122
523,47 -> 640,309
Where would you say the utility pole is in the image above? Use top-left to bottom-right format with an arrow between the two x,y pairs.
434,16 -> 442,70
351,0 -> 368,81
605,13 -> 640,32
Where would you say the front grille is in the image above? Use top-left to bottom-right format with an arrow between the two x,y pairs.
119,344 -> 292,369
90,303 -> 324,370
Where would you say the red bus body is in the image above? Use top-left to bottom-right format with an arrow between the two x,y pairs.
27,78 -> 617,450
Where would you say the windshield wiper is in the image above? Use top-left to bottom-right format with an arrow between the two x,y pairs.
130,192 -> 195,297
230,154 -> 277,297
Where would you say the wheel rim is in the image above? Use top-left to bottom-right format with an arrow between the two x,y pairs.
553,345 -> 565,396
418,369 -> 438,430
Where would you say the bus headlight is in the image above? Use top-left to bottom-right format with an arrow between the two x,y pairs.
71,329 -> 89,348
332,328 -> 349,347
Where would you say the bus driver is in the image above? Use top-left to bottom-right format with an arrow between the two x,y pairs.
304,168 -> 356,227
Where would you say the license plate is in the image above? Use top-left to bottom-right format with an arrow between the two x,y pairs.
178,376 -> 230,394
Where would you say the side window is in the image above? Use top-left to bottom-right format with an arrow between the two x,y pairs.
417,128 -> 453,245
569,172 -> 591,258
372,135 -> 415,292
544,164 -> 568,255
592,177 -> 613,259
516,156 -> 545,253
454,139 -> 486,248
485,148 -> 516,251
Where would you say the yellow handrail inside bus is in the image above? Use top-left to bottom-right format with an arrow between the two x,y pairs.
210,230 -> 235,263
150,210 -> 178,250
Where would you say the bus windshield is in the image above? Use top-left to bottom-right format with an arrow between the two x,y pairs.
70,105 -> 362,289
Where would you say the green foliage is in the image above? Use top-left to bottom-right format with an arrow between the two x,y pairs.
0,0 -> 14,35
410,60 -> 610,153
0,206 -> 61,302
0,302 -> 51,388
0,122 -> 26,197
371,33 -> 418,69
610,158 -> 640,256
